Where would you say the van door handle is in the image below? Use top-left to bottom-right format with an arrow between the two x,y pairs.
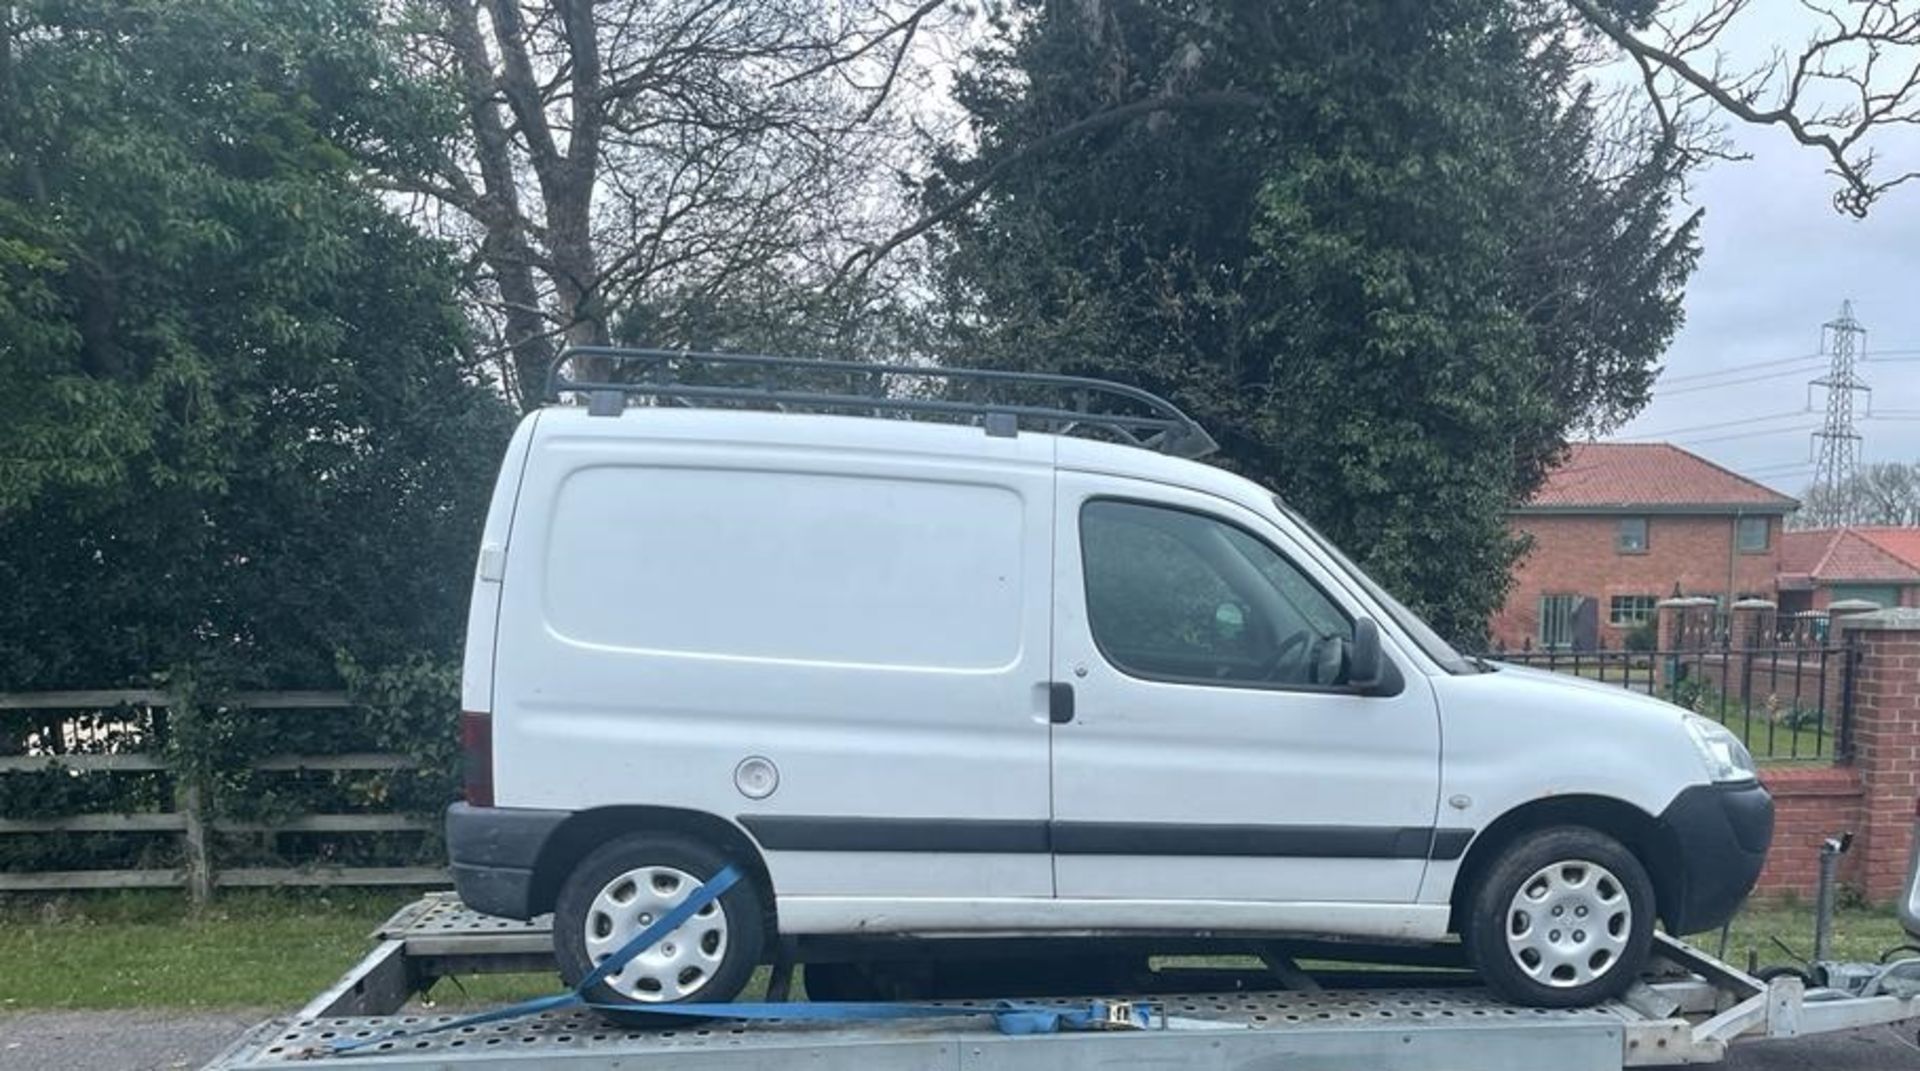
1049,682 -> 1075,725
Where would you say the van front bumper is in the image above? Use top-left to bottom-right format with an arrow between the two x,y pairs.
1658,780 -> 1774,934
445,802 -> 569,920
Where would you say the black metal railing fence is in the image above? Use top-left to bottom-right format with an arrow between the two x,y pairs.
1484,618 -> 1857,763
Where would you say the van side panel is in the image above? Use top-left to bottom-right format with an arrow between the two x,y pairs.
460,412 -> 541,716
491,416 -> 1057,907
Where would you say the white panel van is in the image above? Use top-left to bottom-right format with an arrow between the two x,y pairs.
448,350 -> 1772,1011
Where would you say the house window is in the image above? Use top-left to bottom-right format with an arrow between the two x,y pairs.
1609,595 -> 1657,627
1539,594 -> 1577,648
1737,516 -> 1769,552
1616,517 -> 1649,554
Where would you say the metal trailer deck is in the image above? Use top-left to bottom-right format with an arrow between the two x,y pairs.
204,893 -> 1920,1071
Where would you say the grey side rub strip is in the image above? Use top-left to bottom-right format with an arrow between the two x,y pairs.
738,816 -> 1473,861
739,816 -> 1051,854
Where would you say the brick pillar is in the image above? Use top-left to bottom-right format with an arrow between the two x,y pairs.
1835,608 -> 1920,903
1656,596 -> 1716,695
1730,598 -> 1776,705
1731,598 -> 1776,648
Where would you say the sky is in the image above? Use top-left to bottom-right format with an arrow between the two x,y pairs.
1599,16 -> 1920,500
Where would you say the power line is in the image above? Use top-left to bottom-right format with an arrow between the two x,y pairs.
1616,409 -> 1810,441
1646,344 -> 1918,398
1674,423 -> 1821,446
1657,352 -> 1822,385
1655,366 -> 1825,396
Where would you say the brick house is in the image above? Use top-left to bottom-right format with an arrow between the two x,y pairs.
1777,527 -> 1920,613
1490,443 -> 1798,650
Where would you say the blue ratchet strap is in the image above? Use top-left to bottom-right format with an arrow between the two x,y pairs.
327,863 -> 1159,1056
989,998 -> 1159,1034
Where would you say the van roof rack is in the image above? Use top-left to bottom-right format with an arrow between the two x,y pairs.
544,346 -> 1219,459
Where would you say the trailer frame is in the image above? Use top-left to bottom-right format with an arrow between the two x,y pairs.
197,891 -> 1920,1070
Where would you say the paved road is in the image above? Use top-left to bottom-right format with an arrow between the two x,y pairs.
1703,1023 -> 1920,1069
0,1010 -> 267,1071
3,1009 -> 1918,1070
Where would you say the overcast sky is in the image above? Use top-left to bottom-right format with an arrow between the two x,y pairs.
1599,13 -> 1920,499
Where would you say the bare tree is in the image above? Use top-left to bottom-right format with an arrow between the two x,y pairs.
1796,461 -> 1920,527
375,0 -> 956,408
1565,0 -> 1920,216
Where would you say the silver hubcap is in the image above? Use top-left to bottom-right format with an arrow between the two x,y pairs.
1505,859 -> 1632,988
584,865 -> 729,1002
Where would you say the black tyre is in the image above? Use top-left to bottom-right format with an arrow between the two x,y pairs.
1463,826 -> 1655,1007
552,832 -> 766,1021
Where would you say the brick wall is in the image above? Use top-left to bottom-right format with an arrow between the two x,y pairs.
1753,766 -> 1864,897
1746,610 -> 1920,904
1492,513 -> 1781,649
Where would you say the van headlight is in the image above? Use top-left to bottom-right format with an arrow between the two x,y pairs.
1683,714 -> 1757,783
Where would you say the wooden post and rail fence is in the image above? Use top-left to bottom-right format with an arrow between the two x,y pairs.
0,690 -> 445,902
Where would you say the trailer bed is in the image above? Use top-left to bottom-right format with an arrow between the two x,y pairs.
201,893 -> 1920,1071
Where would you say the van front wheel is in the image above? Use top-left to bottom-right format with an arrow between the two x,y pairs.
552,833 -> 766,1018
1464,827 -> 1654,1007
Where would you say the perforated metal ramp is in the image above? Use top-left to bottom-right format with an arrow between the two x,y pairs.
211,988 -> 1629,1070
380,892 -> 552,956
206,894 -> 1920,1070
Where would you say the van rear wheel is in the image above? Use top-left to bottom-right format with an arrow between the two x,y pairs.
552,832 -> 766,1021
1464,826 -> 1654,1008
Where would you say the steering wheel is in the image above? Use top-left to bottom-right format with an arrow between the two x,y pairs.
1254,628 -> 1313,681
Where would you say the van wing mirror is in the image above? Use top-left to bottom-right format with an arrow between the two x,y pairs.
1347,618 -> 1385,692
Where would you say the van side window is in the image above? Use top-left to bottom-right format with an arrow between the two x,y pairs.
1079,499 -> 1350,686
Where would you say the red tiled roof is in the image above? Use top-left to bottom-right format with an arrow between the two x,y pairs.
1777,527 -> 1920,583
1859,527 -> 1920,569
1523,443 -> 1798,512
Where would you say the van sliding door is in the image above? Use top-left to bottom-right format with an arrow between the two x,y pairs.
489,416 -> 1058,918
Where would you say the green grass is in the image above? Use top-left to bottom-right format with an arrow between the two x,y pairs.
0,890 -> 1909,1010
1730,717 -> 1836,765
0,888 -> 558,1010
1712,898 -> 1911,968
0,889 -> 788,1010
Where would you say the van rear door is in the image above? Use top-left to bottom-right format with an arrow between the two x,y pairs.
460,411 -> 541,722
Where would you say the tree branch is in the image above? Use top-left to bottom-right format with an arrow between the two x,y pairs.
772,0 -> 945,90
481,0 -> 563,174
1569,0 -> 1919,216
